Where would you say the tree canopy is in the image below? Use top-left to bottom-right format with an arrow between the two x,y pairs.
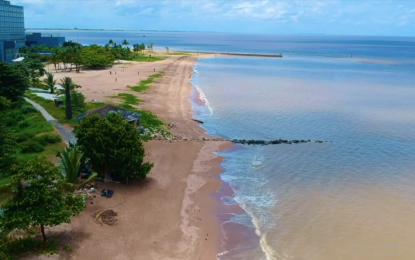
21,57 -> 46,86
75,113 -> 153,183
0,156 -> 84,241
0,124 -> 17,177
0,62 -> 30,102
80,45 -> 115,68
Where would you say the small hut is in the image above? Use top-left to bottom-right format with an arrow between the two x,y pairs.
75,105 -> 142,126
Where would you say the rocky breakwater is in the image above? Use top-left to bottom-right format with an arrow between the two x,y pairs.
231,139 -> 330,145
149,132 -> 330,146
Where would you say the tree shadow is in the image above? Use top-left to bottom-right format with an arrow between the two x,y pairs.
48,229 -> 91,260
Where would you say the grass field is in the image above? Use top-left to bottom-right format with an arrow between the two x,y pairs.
25,92 -> 105,126
128,73 -> 163,92
109,93 -> 141,105
130,53 -> 165,62
8,103 -> 66,161
0,101 -> 68,206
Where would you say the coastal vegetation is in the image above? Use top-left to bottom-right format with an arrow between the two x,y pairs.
58,76 -> 81,119
111,93 -> 141,105
0,157 -> 85,241
57,144 -> 97,192
75,113 -> 153,183
25,92 -> 103,126
0,51 -> 158,257
129,73 -> 163,92
19,39 -> 165,73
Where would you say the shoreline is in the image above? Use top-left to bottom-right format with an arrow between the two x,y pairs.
32,54 -> 236,260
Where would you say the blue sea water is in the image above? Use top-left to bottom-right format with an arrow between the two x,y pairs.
33,30 -> 415,259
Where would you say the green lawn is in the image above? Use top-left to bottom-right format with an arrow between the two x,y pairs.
8,104 -> 66,160
0,101 -> 68,206
128,73 -> 163,92
168,51 -> 192,55
109,93 -> 141,105
25,92 -> 105,126
130,53 -> 165,62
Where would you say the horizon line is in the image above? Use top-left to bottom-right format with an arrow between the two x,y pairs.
24,28 -> 415,38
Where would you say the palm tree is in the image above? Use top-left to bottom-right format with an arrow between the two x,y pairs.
59,77 -> 80,119
50,47 -> 60,72
109,39 -> 115,47
122,39 -> 129,47
165,47 -> 169,53
43,72 -> 56,94
58,143 -> 97,192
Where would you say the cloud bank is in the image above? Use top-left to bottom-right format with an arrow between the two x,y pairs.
14,0 -> 415,36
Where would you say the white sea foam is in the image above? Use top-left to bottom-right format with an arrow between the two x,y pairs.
252,161 -> 263,166
259,233 -> 279,260
216,250 -> 229,260
194,84 -> 213,115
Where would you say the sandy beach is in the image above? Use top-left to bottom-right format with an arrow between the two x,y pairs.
29,54 -> 232,260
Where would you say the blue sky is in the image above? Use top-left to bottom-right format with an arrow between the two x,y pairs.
14,0 -> 415,36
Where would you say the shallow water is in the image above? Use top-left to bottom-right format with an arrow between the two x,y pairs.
191,51 -> 415,259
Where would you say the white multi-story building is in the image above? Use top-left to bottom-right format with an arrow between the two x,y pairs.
0,0 -> 25,62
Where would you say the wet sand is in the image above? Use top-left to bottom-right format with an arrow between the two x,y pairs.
31,54 -> 233,260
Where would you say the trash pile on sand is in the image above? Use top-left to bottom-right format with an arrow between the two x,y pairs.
95,209 -> 118,226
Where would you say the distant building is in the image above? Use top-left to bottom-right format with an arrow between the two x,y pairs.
25,32 -> 65,48
0,0 -> 25,62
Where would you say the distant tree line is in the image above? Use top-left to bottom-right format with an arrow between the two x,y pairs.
19,39 -> 157,73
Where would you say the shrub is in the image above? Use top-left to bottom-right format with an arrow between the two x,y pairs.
21,105 -> 38,114
15,132 -> 35,143
2,111 -> 24,127
71,91 -> 86,114
17,120 -> 29,128
36,134 -> 62,145
20,140 -> 45,153
0,236 -> 59,259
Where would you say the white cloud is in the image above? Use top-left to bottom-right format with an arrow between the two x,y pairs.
10,0 -> 415,34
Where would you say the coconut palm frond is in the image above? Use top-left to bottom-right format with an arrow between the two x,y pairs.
58,144 -> 84,184
77,172 -> 98,190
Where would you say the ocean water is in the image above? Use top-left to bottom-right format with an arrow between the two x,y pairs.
33,30 -> 415,259
189,45 -> 415,258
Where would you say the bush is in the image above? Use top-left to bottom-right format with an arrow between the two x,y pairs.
17,120 -> 29,128
21,105 -> 38,114
20,140 -> 45,153
0,236 -> 59,259
36,134 -> 62,145
2,111 -> 24,127
15,132 -> 34,143
71,91 -> 86,114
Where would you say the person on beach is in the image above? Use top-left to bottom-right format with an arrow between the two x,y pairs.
154,68 -> 155,72
115,78 -> 117,82
110,71 -> 112,75
138,71 -> 139,75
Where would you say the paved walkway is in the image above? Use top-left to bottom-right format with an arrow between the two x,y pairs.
24,98 -> 77,144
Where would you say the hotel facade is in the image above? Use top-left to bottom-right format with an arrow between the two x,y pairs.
0,0 -> 25,62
